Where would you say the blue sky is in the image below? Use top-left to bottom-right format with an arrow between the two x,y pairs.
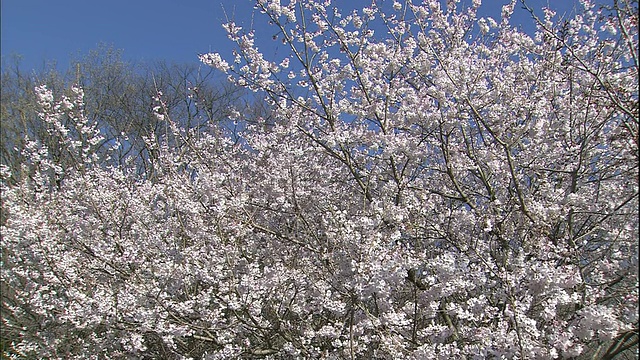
1,0 -> 581,73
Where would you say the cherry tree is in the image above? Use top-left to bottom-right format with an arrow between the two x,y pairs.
1,0 -> 638,358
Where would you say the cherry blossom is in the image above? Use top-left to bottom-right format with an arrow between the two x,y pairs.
2,0 -> 637,358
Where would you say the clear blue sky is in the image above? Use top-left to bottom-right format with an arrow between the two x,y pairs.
1,0 -> 581,73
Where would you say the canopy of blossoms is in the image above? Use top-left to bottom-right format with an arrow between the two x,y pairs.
1,0 -> 638,358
